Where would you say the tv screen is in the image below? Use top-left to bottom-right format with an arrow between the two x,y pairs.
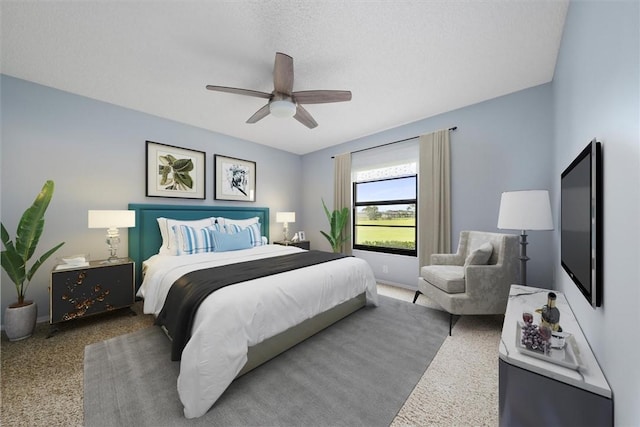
561,139 -> 602,307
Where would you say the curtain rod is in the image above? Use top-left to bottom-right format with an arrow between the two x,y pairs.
332,126 -> 457,158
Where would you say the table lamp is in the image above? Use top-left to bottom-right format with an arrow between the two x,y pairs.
88,210 -> 135,262
497,190 -> 553,285
276,211 -> 295,242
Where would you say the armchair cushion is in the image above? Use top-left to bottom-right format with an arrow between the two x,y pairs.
420,265 -> 465,294
464,242 -> 493,267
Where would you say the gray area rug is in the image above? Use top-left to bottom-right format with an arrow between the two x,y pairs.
84,295 -> 450,426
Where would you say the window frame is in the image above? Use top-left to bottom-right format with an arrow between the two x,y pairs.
352,175 -> 418,257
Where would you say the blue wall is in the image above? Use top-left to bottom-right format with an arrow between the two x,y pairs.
552,1 -> 640,424
0,75 -> 303,320
303,84 -> 555,289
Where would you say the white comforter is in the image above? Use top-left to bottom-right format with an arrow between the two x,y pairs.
138,244 -> 378,419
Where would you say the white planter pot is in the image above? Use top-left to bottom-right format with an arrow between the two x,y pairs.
4,301 -> 37,341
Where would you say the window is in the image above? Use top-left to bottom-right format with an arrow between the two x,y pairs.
351,139 -> 418,256
353,175 -> 417,256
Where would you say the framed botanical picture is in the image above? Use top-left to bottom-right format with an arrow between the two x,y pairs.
214,154 -> 256,202
298,231 -> 306,241
146,141 -> 206,199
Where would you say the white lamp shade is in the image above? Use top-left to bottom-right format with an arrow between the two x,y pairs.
276,212 -> 296,223
497,190 -> 553,231
88,210 -> 135,229
270,100 -> 296,118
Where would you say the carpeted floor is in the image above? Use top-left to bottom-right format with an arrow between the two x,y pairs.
84,295 -> 451,426
0,285 -> 502,426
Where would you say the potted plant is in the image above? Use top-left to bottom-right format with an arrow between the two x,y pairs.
320,198 -> 350,253
1,180 -> 64,341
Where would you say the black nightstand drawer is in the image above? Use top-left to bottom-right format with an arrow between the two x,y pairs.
50,259 -> 135,324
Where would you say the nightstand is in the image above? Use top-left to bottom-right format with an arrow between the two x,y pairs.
274,240 -> 310,250
48,258 -> 135,336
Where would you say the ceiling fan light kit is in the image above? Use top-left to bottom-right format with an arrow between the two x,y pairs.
269,99 -> 296,118
206,52 -> 351,129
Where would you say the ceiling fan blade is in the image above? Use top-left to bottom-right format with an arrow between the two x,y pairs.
273,52 -> 294,95
246,104 -> 271,124
293,105 -> 318,129
206,85 -> 271,99
292,90 -> 352,104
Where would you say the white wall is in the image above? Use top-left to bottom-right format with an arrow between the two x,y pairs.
0,75 -> 303,321
303,84 -> 555,289
552,1 -> 640,425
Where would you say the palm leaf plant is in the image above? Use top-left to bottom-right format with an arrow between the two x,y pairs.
320,198 -> 350,253
1,180 -> 65,306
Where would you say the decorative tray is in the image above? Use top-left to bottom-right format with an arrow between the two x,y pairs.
515,322 -> 583,371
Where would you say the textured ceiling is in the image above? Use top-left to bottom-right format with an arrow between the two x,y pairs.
1,1 -> 569,155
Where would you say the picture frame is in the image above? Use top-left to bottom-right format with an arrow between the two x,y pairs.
146,141 -> 206,199
297,231 -> 306,241
214,154 -> 256,202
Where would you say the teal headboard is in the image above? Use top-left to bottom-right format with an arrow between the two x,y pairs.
128,203 -> 270,290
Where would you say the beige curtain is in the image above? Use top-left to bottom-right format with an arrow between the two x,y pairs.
333,152 -> 352,255
418,129 -> 451,267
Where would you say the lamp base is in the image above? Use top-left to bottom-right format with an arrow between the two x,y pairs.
518,230 -> 530,286
105,233 -> 121,264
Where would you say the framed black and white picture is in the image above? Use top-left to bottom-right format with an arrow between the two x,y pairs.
214,154 -> 256,202
146,140 -> 206,199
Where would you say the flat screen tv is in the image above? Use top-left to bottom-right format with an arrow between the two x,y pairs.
561,139 -> 602,307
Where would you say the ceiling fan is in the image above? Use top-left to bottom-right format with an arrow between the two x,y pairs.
206,52 -> 352,129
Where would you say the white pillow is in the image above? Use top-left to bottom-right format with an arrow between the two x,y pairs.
464,242 -> 493,267
219,216 -> 260,228
212,217 -> 227,226
157,217 -> 215,255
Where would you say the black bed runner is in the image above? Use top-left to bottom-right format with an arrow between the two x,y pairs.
156,250 -> 348,360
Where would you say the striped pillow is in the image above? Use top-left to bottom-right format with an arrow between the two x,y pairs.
158,217 -> 215,255
217,216 -> 260,228
173,224 -> 223,255
225,222 -> 264,247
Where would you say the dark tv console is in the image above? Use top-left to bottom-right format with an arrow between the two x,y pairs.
498,285 -> 613,426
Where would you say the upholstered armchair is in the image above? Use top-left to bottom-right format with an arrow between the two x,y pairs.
413,231 -> 519,334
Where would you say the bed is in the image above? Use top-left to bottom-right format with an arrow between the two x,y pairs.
127,203 -> 378,419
